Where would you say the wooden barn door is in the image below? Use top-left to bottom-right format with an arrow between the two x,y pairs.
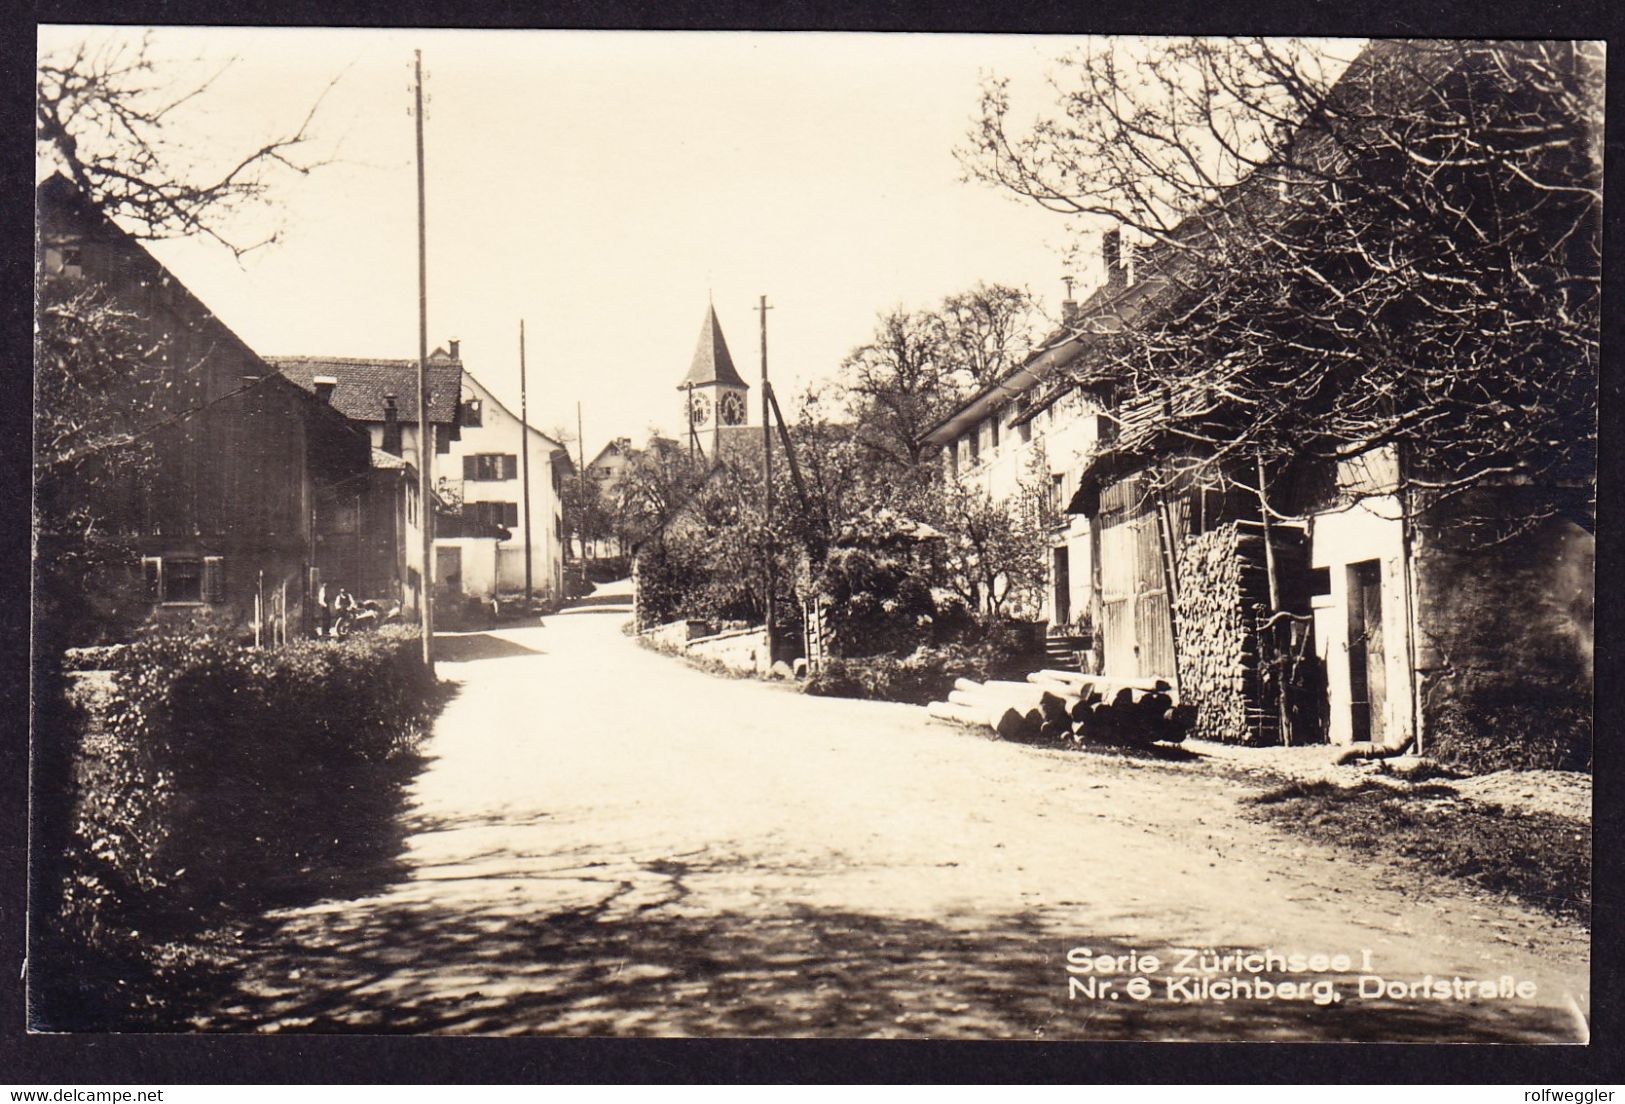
1098,478 -> 1176,680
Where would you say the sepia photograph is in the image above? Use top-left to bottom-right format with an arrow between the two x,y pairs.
28,25 -> 1598,1044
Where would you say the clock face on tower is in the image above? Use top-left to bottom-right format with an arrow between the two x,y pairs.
719,391 -> 746,426
688,391 -> 712,427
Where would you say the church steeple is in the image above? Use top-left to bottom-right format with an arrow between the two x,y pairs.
677,302 -> 750,455
679,303 -> 749,390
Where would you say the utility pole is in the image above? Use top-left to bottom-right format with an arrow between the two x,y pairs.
757,294 -> 774,663
576,401 -> 588,561
519,318 -> 533,605
413,49 -> 434,673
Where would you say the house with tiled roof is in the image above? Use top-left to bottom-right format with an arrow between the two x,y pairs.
275,347 -> 570,604
270,350 -> 464,469
270,349 -> 469,614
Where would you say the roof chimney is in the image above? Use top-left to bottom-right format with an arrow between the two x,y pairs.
1060,275 -> 1079,326
1103,229 -> 1124,290
448,338 -> 460,361
313,374 -> 338,403
382,392 -> 402,456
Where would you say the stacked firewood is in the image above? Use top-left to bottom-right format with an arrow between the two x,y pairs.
927,670 -> 1195,748
1173,521 -> 1275,745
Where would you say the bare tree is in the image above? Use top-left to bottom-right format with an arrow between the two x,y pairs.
961,39 -> 1601,522
934,281 -> 1043,385
838,307 -> 962,469
37,32 -> 340,258
839,282 -> 1043,470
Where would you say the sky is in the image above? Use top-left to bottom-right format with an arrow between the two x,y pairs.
40,28 -> 1155,455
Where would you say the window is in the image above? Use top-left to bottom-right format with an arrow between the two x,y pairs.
989,410 -> 1000,450
461,399 -> 483,427
467,501 -> 518,530
1050,474 -> 1065,519
435,425 -> 451,455
968,429 -> 980,464
946,443 -> 958,479
144,555 -> 223,604
166,558 -> 203,603
463,453 -> 518,481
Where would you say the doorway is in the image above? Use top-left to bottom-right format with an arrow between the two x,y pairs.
1346,559 -> 1386,743
1052,545 -> 1071,626
435,545 -> 463,592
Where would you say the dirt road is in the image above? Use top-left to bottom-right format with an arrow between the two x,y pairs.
197,581 -> 1589,1039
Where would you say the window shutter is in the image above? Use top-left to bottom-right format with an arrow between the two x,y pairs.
463,454 -> 478,480
503,455 -> 518,480
142,557 -> 162,602
503,502 -> 518,527
204,557 -> 226,603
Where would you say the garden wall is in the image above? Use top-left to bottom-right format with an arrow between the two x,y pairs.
685,625 -> 769,675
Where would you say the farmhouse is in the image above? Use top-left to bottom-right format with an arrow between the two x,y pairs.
922,41 -> 1595,763
36,173 -> 372,641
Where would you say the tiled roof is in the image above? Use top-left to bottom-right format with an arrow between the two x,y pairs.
370,448 -> 409,470
269,356 -> 462,426
679,304 -> 749,390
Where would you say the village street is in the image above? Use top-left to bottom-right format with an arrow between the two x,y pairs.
195,581 -> 1589,1040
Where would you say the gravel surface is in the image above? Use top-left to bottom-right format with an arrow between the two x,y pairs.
194,580 -> 1590,1040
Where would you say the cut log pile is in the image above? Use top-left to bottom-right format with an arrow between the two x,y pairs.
927,670 -> 1195,749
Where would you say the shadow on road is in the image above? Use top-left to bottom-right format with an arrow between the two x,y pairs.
435,634 -> 545,662
187,856 -> 1578,1041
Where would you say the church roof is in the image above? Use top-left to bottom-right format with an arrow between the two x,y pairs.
678,304 -> 749,391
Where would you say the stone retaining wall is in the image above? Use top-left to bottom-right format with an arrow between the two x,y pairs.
685,625 -> 769,675
642,620 -> 769,675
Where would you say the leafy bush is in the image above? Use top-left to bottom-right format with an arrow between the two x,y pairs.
804,620 -> 1045,705
815,544 -> 938,657
1427,680 -> 1592,774
633,538 -> 711,628
56,626 -> 442,971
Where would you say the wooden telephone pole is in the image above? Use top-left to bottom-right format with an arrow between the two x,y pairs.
576,402 -> 587,561
757,294 -> 774,660
519,318 -> 533,604
413,49 -> 434,673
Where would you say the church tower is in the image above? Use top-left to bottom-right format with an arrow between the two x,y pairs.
677,301 -> 750,458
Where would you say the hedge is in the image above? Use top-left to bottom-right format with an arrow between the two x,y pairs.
43,626 -> 442,1026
